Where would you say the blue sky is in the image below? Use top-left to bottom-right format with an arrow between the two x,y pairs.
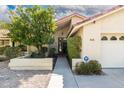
7,5 -> 16,10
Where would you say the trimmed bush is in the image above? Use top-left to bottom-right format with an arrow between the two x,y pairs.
4,47 -> 21,59
67,36 -> 81,58
75,60 -> 102,75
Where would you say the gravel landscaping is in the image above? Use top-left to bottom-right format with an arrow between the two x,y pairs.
0,61 -> 52,88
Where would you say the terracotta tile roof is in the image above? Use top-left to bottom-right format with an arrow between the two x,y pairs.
74,5 -> 124,26
56,13 -> 86,23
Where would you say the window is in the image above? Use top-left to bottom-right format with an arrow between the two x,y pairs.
110,36 -> 117,40
119,36 -> 124,40
0,40 -> 10,46
101,36 -> 108,41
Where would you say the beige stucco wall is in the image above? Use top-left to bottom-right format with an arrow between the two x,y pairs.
78,8 -> 124,62
9,57 -> 53,70
82,21 -> 101,61
100,9 -> 124,33
53,26 -> 69,53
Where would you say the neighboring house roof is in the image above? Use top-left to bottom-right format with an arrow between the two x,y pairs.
68,5 -> 124,37
0,29 -> 10,38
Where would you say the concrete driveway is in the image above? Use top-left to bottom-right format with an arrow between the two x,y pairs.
50,57 -> 124,88
74,69 -> 124,88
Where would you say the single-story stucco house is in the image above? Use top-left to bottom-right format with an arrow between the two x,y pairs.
54,5 -> 124,68
0,29 -> 11,47
1,5 -> 124,68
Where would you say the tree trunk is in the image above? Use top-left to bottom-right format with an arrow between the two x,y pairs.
36,45 -> 42,54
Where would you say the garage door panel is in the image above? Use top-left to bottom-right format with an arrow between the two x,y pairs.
101,41 -> 124,68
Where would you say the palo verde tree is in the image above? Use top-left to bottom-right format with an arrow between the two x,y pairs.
7,5 -> 57,53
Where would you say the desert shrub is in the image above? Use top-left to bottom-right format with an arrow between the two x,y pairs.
4,47 -> 21,59
75,60 -> 102,75
88,60 -> 102,74
76,62 -> 92,75
48,48 -> 56,57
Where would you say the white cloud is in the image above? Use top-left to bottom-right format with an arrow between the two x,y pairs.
0,5 -> 11,22
0,5 -> 8,13
52,5 -> 114,19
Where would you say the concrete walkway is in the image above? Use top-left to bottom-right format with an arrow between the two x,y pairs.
48,56 -> 78,88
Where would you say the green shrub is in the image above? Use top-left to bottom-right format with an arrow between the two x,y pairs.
30,47 -> 49,58
75,63 -> 82,74
48,48 -> 56,57
4,47 -> 21,59
0,47 -> 6,55
0,46 -> 10,55
75,60 -> 102,75
17,45 -> 27,51
30,52 -> 45,58
67,36 -> 81,58
41,47 -> 48,54
76,62 -> 92,75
